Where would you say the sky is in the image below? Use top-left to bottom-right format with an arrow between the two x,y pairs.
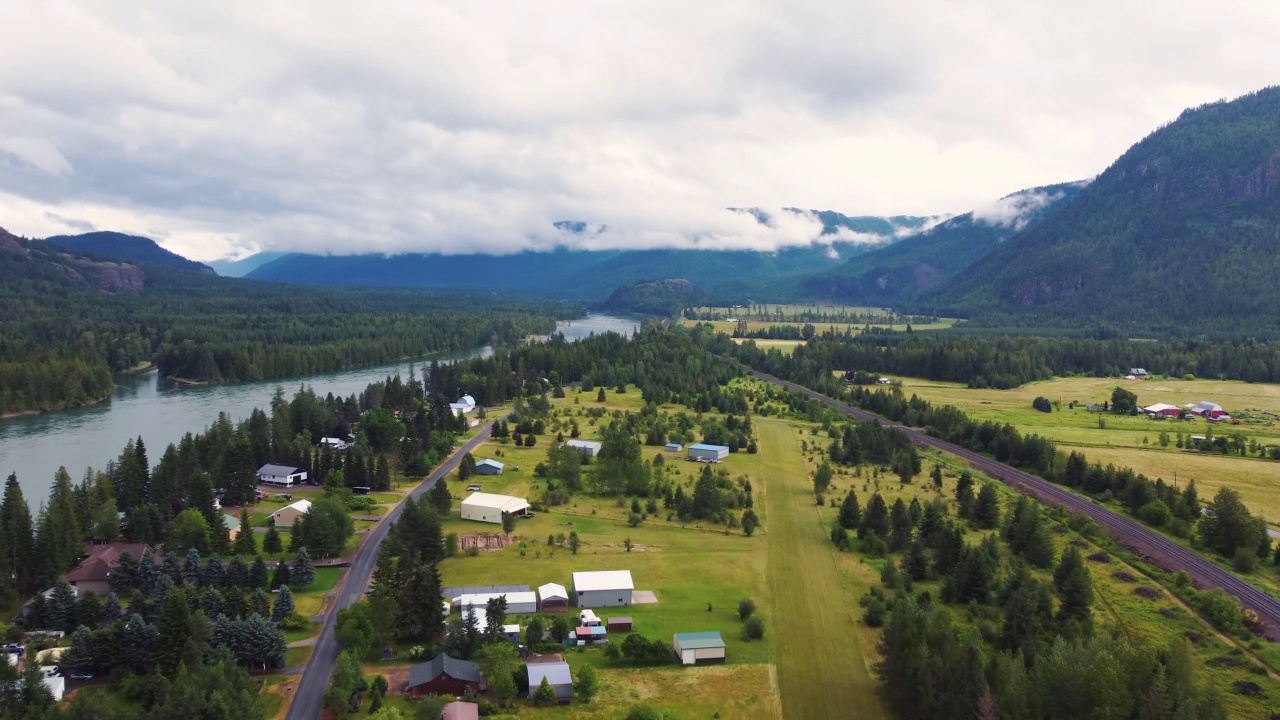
1,2 -> 1277,261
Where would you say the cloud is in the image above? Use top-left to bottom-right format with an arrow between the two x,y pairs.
0,1 -> 1277,260
971,189 -> 1066,231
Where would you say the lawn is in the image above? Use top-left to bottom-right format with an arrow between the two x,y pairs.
293,567 -> 344,619
898,375 -> 1280,519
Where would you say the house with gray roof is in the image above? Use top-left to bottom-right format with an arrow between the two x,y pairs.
526,659 -> 573,703
406,652 -> 482,699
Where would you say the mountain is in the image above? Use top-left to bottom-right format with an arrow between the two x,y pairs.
796,182 -> 1086,306
244,210 -> 931,300
2,227 -> 147,294
208,251 -> 289,277
600,279 -> 707,315
43,231 -> 214,274
930,87 -> 1280,335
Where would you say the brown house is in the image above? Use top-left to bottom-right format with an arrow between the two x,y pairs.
407,653 -> 482,699
63,543 -> 152,596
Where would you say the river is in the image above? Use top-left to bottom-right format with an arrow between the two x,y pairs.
0,313 -> 638,509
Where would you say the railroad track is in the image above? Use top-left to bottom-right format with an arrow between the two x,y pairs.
749,369 -> 1280,638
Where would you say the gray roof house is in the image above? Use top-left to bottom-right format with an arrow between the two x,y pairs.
526,660 -> 573,704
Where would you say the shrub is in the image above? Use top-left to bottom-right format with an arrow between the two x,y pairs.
1032,397 -> 1052,413
742,617 -> 765,641
1137,500 -> 1172,527
737,599 -> 756,620
1232,547 -> 1258,573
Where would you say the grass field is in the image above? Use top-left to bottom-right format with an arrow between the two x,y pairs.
899,375 -> 1280,518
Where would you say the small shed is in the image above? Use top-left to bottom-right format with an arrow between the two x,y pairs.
538,583 -> 569,612
441,702 -> 480,720
575,626 -> 607,644
673,631 -> 726,665
688,444 -> 729,462
526,660 -> 573,704
664,443 -> 682,452
607,617 -> 633,632
475,459 -> 505,476
564,439 -> 602,457
406,653 -> 482,699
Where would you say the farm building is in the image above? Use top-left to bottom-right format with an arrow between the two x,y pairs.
475,459 -> 505,476
1128,368 -> 1149,378
673,631 -> 726,665
688,444 -> 729,462
564,439 -> 602,457
455,591 -> 539,615
664,442 -> 682,452
406,653 -> 482,699
1188,401 -> 1228,419
575,626 -> 607,644
257,464 -> 307,487
441,702 -> 480,720
607,617 -> 633,632
572,570 -> 634,608
538,583 -> 569,612
268,499 -> 312,528
1143,403 -> 1180,418
460,492 -> 530,524
526,660 -> 573,703
318,437 -> 348,451
450,395 -> 477,416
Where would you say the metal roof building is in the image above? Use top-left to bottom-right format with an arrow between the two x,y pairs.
673,631 -> 726,665
460,492 -> 529,524
688,443 -> 729,461
572,570 -> 634,608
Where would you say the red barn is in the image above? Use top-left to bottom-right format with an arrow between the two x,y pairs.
406,653 -> 482,699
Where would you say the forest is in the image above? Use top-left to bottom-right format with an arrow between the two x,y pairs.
0,235 -> 577,414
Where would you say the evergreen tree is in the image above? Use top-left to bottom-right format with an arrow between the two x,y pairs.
202,554 -> 225,589
291,547 -> 316,588
859,493 -> 889,540
45,579 -> 78,632
1,473 -> 36,593
271,561 -> 292,590
838,491 -> 861,530
250,589 -> 272,618
155,589 -> 200,677
812,461 -> 833,495
904,540 -> 931,581
955,471 -> 976,519
1053,546 -> 1095,634
972,484 -> 1001,529
429,478 -> 452,515
248,556 -> 269,589
233,508 -> 257,556
889,498 -> 913,551
273,585 -> 296,622
262,519 -> 283,555
1003,496 -> 1056,569
226,556 -> 248,588
182,547 -> 203,587
37,467 -> 84,584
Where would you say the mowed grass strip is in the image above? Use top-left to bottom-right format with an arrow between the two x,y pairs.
757,419 -> 887,720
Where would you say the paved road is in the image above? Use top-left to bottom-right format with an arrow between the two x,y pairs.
749,369 -> 1280,639
285,419 -> 499,720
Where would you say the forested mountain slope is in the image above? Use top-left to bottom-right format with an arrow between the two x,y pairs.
930,87 -> 1280,336
798,182 -> 1086,306
0,229 -> 574,414
243,210 -> 932,300
44,231 -> 214,274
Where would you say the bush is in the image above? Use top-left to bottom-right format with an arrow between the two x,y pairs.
1032,397 -> 1052,413
1137,500 -> 1172,527
737,599 -> 756,620
278,613 -> 310,632
861,595 -> 886,627
1233,547 -> 1258,573
742,617 -> 765,641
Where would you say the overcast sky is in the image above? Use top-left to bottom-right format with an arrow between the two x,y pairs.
1,2 -> 1277,261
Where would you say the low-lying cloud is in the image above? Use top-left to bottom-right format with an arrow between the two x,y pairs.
1,2 -> 1277,261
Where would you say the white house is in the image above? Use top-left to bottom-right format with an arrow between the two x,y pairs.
687,444 -> 729,462
319,437 -> 348,451
572,570 -> 634,608
450,395 -> 478,416
455,591 -> 539,615
475,459 -> 505,476
564,439 -> 602,457
257,464 -> 307,487
526,660 -> 573,703
460,492 -> 530,524
673,631 -> 726,665
268,498 -> 313,528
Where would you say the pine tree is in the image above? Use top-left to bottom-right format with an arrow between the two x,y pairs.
198,586 -> 224,618
250,589 -> 272,618
202,554 -> 225,589
1,473 -> 36,593
100,592 -> 123,624
1004,496 -> 1056,569
291,547 -> 316,588
155,589 -> 198,677
226,556 -> 249,588
904,540 -> 931,581
262,520 -> 283,555
272,585 -> 296,621
972,484 -> 1001,529
859,493 -> 889,540
182,547 -> 203,587
889,498 -> 913,551
955,471 -> 976,519
838,491 -> 861,529
37,467 -> 84,583
248,556 -> 269,589
271,562 -> 292,590
1053,546 -> 1094,633
812,461 -> 833,494
45,579 -> 78,632
233,509 -> 257,556
931,464 -> 944,489
429,478 -> 452,515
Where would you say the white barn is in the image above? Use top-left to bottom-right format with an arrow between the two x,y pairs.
455,591 -> 539,615
688,444 -> 729,462
257,464 -> 307,487
460,492 -> 530,524
673,631 -> 726,665
572,570 -> 634,608
564,439 -> 602,457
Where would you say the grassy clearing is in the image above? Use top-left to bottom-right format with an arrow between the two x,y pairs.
731,338 -> 804,355
756,418 -> 887,720
899,375 -> 1280,518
